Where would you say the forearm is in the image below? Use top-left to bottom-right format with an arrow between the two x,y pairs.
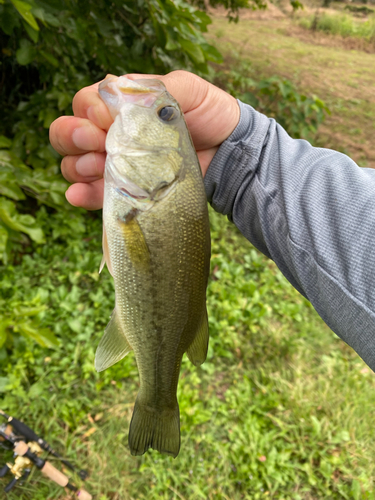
205,101 -> 375,370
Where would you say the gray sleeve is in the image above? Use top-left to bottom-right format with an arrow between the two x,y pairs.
204,100 -> 375,370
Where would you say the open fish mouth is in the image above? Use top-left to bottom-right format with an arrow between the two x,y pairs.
99,75 -> 167,117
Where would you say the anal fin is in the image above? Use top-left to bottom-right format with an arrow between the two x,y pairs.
95,309 -> 132,372
186,309 -> 209,367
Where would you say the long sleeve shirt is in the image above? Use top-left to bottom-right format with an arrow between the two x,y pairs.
204,100 -> 375,370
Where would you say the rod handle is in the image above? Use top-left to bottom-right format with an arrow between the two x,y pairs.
76,488 -> 93,500
41,461 -> 69,487
4,476 -> 17,492
0,464 -> 9,478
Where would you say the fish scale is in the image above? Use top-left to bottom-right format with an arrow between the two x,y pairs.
96,75 -> 210,457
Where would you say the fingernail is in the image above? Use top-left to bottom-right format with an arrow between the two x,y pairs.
72,125 -> 98,151
76,153 -> 98,177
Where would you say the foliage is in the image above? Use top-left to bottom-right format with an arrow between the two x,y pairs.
345,4 -> 374,16
0,0 -> 224,262
1,209 -> 375,499
0,135 -> 67,262
299,11 -> 375,41
191,0 -> 267,22
213,59 -> 329,141
190,0 -> 304,21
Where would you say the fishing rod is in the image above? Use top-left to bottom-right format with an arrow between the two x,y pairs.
0,410 -> 88,479
0,411 -> 92,498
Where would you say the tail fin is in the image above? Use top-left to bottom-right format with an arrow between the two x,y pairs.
128,400 -> 180,458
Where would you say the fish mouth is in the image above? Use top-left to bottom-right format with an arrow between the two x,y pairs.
99,75 -> 167,116
116,176 -> 179,203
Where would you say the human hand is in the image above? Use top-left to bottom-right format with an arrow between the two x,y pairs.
49,70 -> 240,210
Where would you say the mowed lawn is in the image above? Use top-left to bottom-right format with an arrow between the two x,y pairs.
3,9 -> 375,500
208,8 -> 375,169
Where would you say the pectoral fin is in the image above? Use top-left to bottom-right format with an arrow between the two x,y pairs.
95,309 -> 132,372
119,212 -> 150,272
186,309 -> 209,367
99,225 -> 113,276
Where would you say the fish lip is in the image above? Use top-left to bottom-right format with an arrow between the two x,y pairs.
99,76 -> 169,113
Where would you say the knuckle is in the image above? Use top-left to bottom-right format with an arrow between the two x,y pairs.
49,117 -> 65,154
72,89 -> 83,116
60,156 -> 72,181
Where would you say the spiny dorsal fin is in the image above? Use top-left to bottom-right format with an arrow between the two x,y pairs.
95,309 -> 132,372
186,309 -> 209,367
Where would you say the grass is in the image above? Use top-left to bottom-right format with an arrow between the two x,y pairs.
207,13 -> 375,168
1,207 -> 375,499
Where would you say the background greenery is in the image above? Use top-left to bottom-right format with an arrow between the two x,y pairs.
2,0 -> 374,498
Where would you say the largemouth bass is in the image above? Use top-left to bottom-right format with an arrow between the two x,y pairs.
96,75 -> 211,458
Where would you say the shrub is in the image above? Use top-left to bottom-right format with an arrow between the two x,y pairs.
214,60 -> 329,141
0,0 -> 225,262
299,11 -> 375,42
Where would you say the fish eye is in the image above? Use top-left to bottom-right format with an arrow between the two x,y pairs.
158,106 -> 178,122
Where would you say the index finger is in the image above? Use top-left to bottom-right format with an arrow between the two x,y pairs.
72,82 -> 113,131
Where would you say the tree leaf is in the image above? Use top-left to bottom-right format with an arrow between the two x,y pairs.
0,179 -> 26,200
200,42 -> 223,63
0,226 -> 8,256
0,2 -> 20,35
0,321 -> 8,349
0,197 -> 45,243
178,38 -> 205,63
18,322 -> 59,348
32,7 -> 60,27
0,377 -> 10,393
16,38 -> 36,65
0,136 -> 12,149
40,50 -> 59,68
22,19 -> 39,42
11,0 -> 39,31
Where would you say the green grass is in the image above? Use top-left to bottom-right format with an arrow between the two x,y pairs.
207,15 -> 375,168
1,207 -> 375,499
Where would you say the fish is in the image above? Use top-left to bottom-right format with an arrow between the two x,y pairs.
96,75 -> 211,458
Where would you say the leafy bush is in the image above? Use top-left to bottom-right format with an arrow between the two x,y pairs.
345,4 -> 374,16
0,1 -> 329,354
0,135 -> 67,262
0,0 -> 225,263
299,11 -> 375,42
214,60 -> 329,141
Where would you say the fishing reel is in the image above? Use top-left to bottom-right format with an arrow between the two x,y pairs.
0,410 -> 92,498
